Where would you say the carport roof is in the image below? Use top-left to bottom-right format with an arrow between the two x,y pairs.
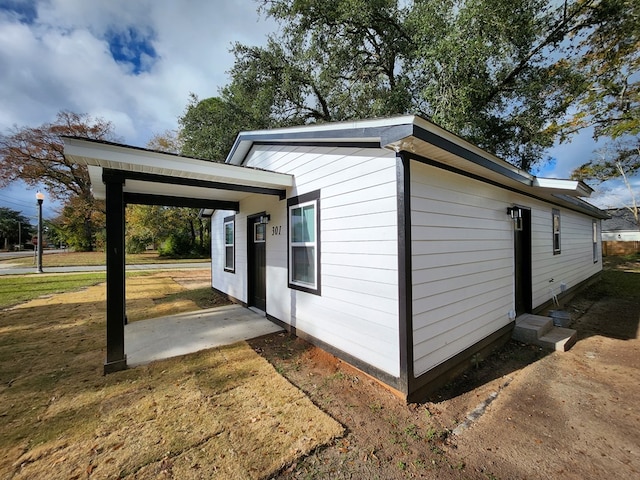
63,137 -> 293,207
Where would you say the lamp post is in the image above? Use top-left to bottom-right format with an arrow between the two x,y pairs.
36,191 -> 44,273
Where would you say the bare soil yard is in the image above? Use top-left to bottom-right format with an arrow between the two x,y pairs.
251,257 -> 640,479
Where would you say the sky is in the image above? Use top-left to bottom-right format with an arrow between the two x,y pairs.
0,0 -> 636,222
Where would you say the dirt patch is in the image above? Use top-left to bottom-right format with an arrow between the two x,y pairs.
249,268 -> 640,479
169,268 -> 212,290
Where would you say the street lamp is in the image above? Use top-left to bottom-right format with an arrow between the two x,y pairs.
36,191 -> 44,273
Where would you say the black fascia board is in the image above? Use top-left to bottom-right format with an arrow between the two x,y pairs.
552,194 -> 610,219
102,168 -> 286,199
124,193 -> 239,211
411,124 -> 531,185
229,123 -> 415,165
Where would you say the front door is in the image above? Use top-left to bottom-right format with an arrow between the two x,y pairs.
514,207 -> 532,316
248,215 -> 266,311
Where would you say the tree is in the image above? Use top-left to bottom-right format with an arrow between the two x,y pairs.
0,207 -> 32,250
122,133 -> 211,257
0,111 -> 117,251
147,129 -> 183,155
182,0 -> 634,172
556,0 -> 639,146
572,141 -> 639,227
563,0 -> 639,222
179,91 -> 274,162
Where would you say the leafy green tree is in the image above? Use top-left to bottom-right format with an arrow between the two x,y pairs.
563,0 -> 639,222
50,195 -> 106,251
0,111 -> 117,251
0,207 -> 32,250
557,0 -> 639,145
181,0 -> 635,173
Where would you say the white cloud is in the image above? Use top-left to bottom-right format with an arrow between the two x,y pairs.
0,0 -> 276,146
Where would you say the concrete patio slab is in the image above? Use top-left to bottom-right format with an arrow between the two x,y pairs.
125,304 -> 283,366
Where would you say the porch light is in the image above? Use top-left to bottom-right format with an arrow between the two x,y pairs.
259,214 -> 271,224
507,206 -> 523,231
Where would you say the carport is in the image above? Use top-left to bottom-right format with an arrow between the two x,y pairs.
63,137 -> 293,373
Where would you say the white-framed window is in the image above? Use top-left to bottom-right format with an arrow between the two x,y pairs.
287,190 -> 320,295
224,215 -> 235,272
254,222 -> 266,243
593,219 -> 598,263
552,209 -> 561,255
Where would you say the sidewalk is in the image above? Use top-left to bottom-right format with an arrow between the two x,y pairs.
0,262 -> 210,275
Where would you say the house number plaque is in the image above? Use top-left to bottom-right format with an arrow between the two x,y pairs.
271,226 -> 282,236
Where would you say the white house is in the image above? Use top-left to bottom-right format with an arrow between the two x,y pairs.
601,208 -> 640,255
64,115 -> 607,401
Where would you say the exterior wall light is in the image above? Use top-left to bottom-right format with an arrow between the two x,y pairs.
507,206 -> 523,231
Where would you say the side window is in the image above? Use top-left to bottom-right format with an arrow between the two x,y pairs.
287,190 -> 321,295
593,219 -> 598,263
552,209 -> 561,255
224,215 -> 235,272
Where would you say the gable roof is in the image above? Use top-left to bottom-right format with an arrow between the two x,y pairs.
227,115 -> 607,219
602,208 -> 640,231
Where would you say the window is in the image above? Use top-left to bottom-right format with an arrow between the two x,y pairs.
552,209 -> 561,255
288,191 -> 320,294
224,216 -> 234,272
592,220 -> 598,260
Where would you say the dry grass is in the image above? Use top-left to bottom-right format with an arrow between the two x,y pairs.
0,272 -> 343,479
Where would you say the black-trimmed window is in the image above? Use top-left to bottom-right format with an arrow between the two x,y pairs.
224,215 -> 235,272
287,190 -> 321,295
592,219 -> 598,263
552,209 -> 561,255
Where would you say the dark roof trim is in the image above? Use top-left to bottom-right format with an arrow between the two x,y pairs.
411,124 -> 531,185
407,152 -> 607,219
124,193 -> 239,211
252,140 -> 381,150
228,124 -> 413,165
102,168 -> 287,199
552,194 -> 610,219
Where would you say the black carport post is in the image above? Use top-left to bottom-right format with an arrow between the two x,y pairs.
103,175 -> 127,374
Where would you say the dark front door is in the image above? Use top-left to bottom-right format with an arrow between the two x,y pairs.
514,207 -> 532,316
248,215 -> 267,311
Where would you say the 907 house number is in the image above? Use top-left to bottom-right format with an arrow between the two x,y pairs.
271,226 -> 282,235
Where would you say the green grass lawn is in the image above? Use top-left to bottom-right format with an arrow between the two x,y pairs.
0,273 -> 107,309
0,251 -> 210,267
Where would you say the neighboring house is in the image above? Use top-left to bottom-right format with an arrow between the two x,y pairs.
64,115 -> 607,402
601,208 -> 640,255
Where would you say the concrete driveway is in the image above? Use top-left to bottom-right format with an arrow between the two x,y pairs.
125,304 -> 283,366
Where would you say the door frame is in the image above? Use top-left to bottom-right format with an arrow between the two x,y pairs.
513,206 -> 532,316
247,212 -> 267,311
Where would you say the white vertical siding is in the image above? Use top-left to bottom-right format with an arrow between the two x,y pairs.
411,161 -> 602,377
217,145 -> 401,377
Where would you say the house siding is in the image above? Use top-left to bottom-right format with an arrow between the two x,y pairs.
212,145 -> 401,377
530,207 -> 602,308
410,161 -> 601,378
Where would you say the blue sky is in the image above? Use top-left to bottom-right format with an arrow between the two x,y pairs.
0,0 -> 636,221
